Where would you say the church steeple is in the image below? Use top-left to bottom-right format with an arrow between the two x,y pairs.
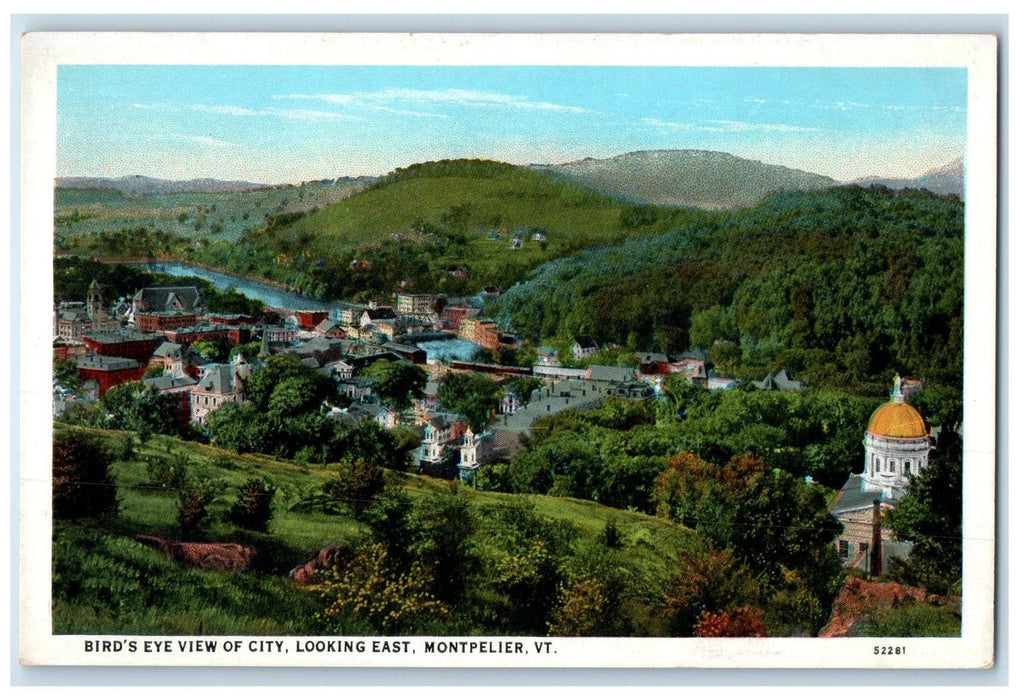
86,279 -> 104,321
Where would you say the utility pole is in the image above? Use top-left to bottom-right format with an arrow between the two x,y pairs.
870,499 -> 883,577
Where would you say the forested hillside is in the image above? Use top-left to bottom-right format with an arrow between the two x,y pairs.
493,186 -> 963,392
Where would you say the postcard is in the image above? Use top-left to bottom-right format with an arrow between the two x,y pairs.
18,31 -> 997,669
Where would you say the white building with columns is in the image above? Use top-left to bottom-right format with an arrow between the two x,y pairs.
828,377 -> 933,573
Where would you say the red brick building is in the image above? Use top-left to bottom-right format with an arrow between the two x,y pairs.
209,312 -> 259,326
136,311 -> 201,332
164,325 -> 252,345
296,310 -> 330,329
75,355 -> 146,396
82,330 -> 162,363
458,317 -> 500,350
142,373 -> 198,425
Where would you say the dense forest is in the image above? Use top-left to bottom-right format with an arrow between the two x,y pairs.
493,186 -> 963,393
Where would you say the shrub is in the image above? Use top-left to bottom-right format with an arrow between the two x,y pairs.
178,489 -> 212,540
548,579 -> 610,636
316,543 -> 449,634
229,480 -> 276,532
52,432 -> 118,520
323,460 -> 386,514
693,606 -> 767,638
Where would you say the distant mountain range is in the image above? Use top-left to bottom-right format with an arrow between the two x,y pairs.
533,150 -> 840,210
852,157 -> 964,198
57,150 -> 965,209
55,175 -> 271,197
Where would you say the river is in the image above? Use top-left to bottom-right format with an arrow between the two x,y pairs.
137,262 -> 339,311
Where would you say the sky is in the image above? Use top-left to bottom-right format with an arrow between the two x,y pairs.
56,65 -> 968,185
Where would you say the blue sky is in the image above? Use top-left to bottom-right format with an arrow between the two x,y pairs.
56,65 -> 967,184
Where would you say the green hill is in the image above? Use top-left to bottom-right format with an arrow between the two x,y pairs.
189,159 -> 702,300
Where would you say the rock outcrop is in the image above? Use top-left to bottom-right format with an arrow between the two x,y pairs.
135,535 -> 256,572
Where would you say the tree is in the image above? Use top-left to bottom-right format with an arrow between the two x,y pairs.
245,354 -> 338,413
410,488 -> 478,606
363,359 -> 427,412
191,338 -> 231,363
884,431 -> 963,595
100,382 -> 183,437
52,431 -> 118,520
178,489 -> 212,540
438,372 -> 502,431
548,579 -> 610,636
689,305 -> 738,350
323,459 -> 387,515
662,546 -> 763,636
331,421 -> 410,471
208,354 -> 339,459
229,479 -> 276,532
54,357 -> 83,392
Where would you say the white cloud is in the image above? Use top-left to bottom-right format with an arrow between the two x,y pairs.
278,88 -> 591,115
708,119 -> 819,133
161,133 -> 243,149
189,104 -> 361,122
642,117 -> 817,133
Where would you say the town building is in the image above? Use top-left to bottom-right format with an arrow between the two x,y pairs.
86,280 -> 122,333
458,427 -> 495,482
142,373 -> 198,425
315,318 -> 346,339
499,387 -> 520,415
131,286 -> 206,322
458,317 -> 500,350
75,355 -> 146,396
208,312 -> 259,326
829,377 -> 933,574
572,336 -> 600,360
82,329 -> 162,363
53,341 -> 89,361
163,324 -> 252,346
418,413 -> 467,475
135,311 -> 202,332
190,355 -> 251,425
55,303 -> 92,341
396,293 -> 436,316
440,305 -> 478,332
753,369 -> 807,391
149,341 -> 187,375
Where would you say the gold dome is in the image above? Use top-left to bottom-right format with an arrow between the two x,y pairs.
867,401 -> 927,439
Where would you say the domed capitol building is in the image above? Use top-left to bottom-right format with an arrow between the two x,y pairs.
829,376 -> 933,574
